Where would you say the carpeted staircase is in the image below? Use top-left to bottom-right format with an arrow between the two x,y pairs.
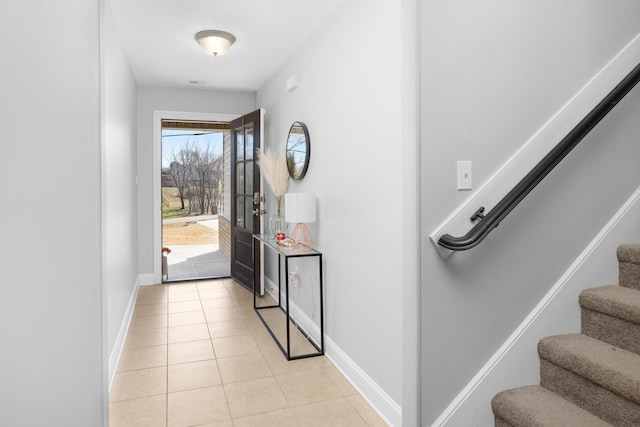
492,244 -> 640,426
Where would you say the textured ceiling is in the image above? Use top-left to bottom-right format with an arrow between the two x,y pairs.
109,0 -> 347,91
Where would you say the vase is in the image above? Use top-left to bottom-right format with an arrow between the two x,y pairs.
269,195 -> 283,237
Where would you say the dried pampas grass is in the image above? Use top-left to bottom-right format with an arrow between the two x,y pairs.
258,148 -> 289,196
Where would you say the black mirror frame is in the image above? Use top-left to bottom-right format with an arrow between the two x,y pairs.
286,121 -> 310,180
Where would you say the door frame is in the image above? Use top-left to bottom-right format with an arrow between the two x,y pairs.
152,110 -> 239,284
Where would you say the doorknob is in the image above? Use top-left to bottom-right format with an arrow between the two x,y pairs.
252,208 -> 267,216
253,192 -> 264,205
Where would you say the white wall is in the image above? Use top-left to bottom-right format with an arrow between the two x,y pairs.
439,187 -> 640,426
0,0 -> 104,425
104,0 -> 139,381
420,1 -> 640,424
136,86 -> 255,277
257,0 -> 419,424
401,1 -> 421,425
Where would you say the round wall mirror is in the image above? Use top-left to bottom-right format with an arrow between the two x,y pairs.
286,121 -> 310,180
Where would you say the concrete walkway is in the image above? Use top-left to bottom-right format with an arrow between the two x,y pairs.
162,215 -> 229,281
162,214 -> 217,225
163,244 -> 230,281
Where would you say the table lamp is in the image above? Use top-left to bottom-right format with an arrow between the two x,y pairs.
284,193 -> 316,248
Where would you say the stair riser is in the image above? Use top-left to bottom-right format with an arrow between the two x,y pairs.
540,359 -> 640,426
582,308 -> 640,355
495,418 -> 512,427
619,261 -> 640,290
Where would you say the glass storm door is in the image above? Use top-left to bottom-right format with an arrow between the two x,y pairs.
230,109 -> 263,291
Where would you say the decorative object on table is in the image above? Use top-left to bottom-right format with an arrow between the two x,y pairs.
276,238 -> 296,247
161,247 -> 171,279
286,121 -> 310,180
285,193 -> 316,248
258,148 -> 289,236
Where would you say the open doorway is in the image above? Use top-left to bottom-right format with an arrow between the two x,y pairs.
160,119 -> 231,281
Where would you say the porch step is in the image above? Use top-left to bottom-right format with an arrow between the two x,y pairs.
580,285 -> 640,354
538,333 -> 640,426
491,385 -> 610,426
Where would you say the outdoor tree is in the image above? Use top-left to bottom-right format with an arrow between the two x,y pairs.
164,144 -> 194,209
190,143 -> 223,215
164,139 -> 223,215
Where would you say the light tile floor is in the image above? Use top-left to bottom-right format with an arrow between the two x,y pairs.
109,278 -> 388,427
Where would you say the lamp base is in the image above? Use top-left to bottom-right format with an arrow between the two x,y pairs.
291,223 -> 313,249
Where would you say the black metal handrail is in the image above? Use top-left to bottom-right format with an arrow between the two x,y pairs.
438,61 -> 640,251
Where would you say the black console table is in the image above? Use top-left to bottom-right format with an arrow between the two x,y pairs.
252,234 -> 324,360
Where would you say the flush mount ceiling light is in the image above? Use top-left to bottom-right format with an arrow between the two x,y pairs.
195,30 -> 236,56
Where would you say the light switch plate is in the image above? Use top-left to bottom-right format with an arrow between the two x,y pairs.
457,161 -> 472,190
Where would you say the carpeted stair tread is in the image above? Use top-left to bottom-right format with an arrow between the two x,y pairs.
618,244 -> 640,290
492,244 -> 640,425
617,244 -> 640,264
492,385 -> 611,426
581,285 -> 640,355
580,285 -> 640,324
538,333 -> 640,404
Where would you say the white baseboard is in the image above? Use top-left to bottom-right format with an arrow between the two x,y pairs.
108,278 -> 140,391
138,273 -> 156,286
429,32 -> 640,258
264,276 -> 278,298
264,277 -> 402,426
325,336 -> 402,427
266,277 -> 322,348
432,187 -> 640,426
265,277 -> 402,427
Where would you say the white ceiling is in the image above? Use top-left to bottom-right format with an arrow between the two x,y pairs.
109,0 -> 347,92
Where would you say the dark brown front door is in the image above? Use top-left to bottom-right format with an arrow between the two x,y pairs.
230,109 -> 262,291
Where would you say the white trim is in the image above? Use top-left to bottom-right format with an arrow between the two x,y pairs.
431,186 -> 640,426
138,273 -> 156,286
429,33 -> 640,258
264,276 -> 279,299
267,276 -> 322,348
108,277 -> 140,391
262,278 -> 401,425
98,0 -> 108,423
259,108 -> 266,296
152,111 -> 240,282
325,336 -> 402,427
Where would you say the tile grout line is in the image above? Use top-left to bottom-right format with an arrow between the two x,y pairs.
197,280 -> 234,423
221,278 -> 289,422
116,281 -> 385,426
220,278 -> 262,421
